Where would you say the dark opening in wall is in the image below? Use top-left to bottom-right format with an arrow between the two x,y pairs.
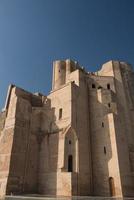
59,108 -> 62,120
107,84 -> 110,90
92,84 -> 96,88
109,177 -> 115,196
102,122 -> 104,127
108,103 -> 111,108
104,146 -> 107,154
68,155 -> 73,172
69,140 -> 71,144
98,86 -> 102,89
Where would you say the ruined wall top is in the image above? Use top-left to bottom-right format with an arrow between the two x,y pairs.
52,59 -> 133,90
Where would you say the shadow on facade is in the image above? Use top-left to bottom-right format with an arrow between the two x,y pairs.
5,90 -> 59,196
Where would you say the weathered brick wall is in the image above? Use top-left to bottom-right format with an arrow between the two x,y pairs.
0,111 -> 6,135
1,59 -> 134,198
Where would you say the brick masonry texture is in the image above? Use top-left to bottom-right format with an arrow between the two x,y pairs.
0,59 -> 134,198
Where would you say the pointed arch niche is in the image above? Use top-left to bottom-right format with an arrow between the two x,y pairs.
61,127 -> 78,173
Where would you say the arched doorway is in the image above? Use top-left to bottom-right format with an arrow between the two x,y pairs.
109,177 -> 115,196
68,155 -> 73,172
63,127 -> 78,173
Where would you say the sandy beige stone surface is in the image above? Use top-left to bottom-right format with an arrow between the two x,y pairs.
0,60 -> 134,198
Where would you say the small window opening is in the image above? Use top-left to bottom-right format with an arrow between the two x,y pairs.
104,146 -> 107,154
98,86 -> 102,89
92,84 -> 96,88
107,84 -> 110,90
59,70 -> 60,73
108,103 -> 111,108
68,155 -> 73,172
69,140 -> 71,144
59,108 -> 62,120
102,122 -> 104,127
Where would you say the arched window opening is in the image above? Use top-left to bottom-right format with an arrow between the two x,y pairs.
98,86 -> 102,89
102,122 -> 104,127
108,103 -> 111,108
59,108 -> 62,120
109,177 -> 115,196
69,140 -> 71,144
92,84 -> 96,89
104,146 -> 107,155
107,84 -> 110,90
68,155 -> 73,172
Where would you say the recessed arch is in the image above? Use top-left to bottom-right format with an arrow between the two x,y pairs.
109,177 -> 115,196
62,126 -> 78,173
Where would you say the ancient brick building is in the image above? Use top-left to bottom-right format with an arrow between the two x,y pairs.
0,59 -> 134,198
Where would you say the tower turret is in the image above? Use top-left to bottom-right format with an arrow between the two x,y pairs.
52,60 -> 66,90
52,59 -> 80,90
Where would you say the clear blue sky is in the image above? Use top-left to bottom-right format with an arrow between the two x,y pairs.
0,0 -> 134,109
